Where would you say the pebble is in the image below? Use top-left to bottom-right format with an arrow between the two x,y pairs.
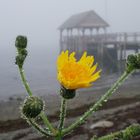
90,120 -> 114,129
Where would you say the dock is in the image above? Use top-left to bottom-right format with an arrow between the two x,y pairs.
59,10 -> 140,74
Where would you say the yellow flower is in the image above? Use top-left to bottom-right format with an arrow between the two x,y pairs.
57,50 -> 101,89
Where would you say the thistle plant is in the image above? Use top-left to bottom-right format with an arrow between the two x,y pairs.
15,35 -> 140,140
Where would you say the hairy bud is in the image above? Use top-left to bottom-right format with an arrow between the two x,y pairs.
20,49 -> 28,56
15,35 -> 27,49
22,96 -> 44,118
137,54 -> 140,68
15,36 -> 28,68
15,54 -> 27,68
126,53 -> 140,73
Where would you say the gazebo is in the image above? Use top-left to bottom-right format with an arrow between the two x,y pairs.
59,10 -> 109,43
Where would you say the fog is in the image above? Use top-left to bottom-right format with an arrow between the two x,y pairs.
0,0 -> 140,48
0,0 -> 140,99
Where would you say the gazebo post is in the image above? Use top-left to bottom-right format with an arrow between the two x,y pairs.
89,28 -> 93,40
66,29 -> 70,51
77,28 -> 81,52
82,28 -> 85,36
60,29 -> 63,52
70,28 -> 73,51
81,28 -> 86,51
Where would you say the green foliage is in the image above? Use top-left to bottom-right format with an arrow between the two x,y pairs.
92,124 -> 140,140
14,35 -> 140,140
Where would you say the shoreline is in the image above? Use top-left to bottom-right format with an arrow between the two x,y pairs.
0,74 -> 140,121
0,74 -> 140,139
0,96 -> 140,140
1,72 -> 139,102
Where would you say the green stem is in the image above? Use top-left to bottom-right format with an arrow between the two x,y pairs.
28,118 -> 52,137
19,66 -> 32,96
40,112 -> 57,135
58,98 -> 67,132
62,70 -> 134,135
18,66 -> 56,136
91,124 -> 140,140
55,134 -> 62,140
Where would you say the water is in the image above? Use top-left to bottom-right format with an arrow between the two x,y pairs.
0,45 -> 60,100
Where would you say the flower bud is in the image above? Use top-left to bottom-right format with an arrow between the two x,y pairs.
126,54 -> 140,73
15,55 -> 26,68
22,96 -> 44,118
60,86 -> 76,99
15,35 -> 27,49
20,49 -> 28,56
137,54 -> 140,69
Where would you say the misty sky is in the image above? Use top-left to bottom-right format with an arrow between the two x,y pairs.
0,0 -> 140,99
0,0 -> 140,49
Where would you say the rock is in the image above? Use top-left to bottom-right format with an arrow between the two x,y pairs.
90,120 -> 114,129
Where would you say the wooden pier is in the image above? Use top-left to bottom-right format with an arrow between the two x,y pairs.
59,10 -> 140,74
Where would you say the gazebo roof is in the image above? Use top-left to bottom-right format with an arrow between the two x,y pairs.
59,10 -> 109,30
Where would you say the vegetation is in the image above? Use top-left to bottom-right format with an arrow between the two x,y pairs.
15,35 -> 140,140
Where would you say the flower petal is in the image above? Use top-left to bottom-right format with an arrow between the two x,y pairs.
57,51 -> 101,89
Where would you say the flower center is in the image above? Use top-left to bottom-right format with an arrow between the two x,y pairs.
61,62 -> 89,81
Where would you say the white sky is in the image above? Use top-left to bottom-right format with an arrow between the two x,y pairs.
0,0 -> 140,99
0,0 -> 140,48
